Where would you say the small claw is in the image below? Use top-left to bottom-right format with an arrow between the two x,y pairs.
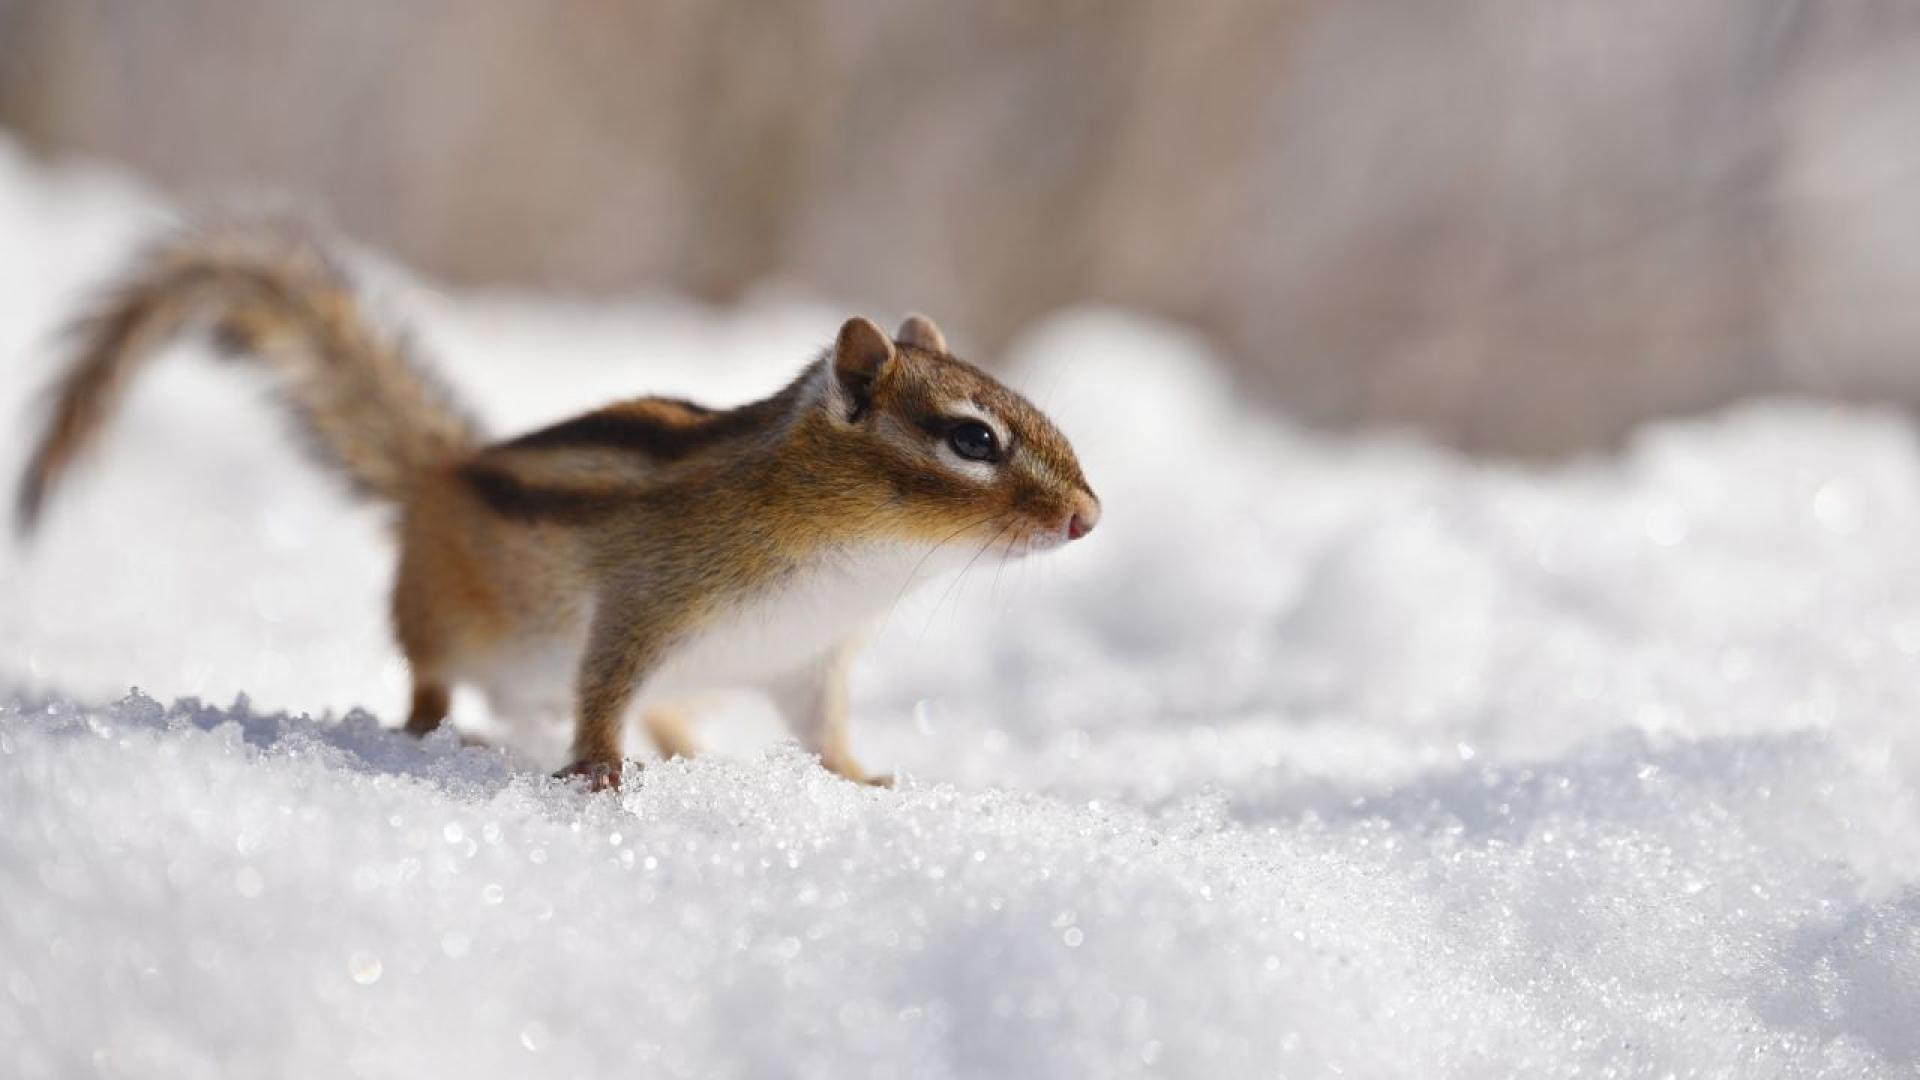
555,758 -> 628,792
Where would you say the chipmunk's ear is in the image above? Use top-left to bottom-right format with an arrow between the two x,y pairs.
895,314 -> 947,354
831,316 -> 896,421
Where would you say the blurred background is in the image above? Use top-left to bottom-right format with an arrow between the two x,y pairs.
1,0 -> 1916,456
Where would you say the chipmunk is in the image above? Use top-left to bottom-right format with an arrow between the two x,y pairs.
15,226 -> 1099,788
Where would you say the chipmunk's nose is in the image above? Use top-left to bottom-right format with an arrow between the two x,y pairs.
1066,494 -> 1101,541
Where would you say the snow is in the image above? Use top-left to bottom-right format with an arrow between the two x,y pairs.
4,138 -> 1920,1078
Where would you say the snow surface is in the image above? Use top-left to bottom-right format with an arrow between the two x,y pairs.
5,139 -> 1920,1079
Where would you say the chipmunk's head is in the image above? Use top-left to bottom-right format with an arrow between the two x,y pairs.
816,315 -> 1099,556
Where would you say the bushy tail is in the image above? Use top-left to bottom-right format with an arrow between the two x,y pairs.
15,224 -> 482,532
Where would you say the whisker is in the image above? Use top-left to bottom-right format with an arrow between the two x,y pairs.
989,533 -> 1018,608
922,517 -> 1014,635
879,510 -> 1007,636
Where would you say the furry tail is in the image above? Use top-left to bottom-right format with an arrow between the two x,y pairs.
15,225 -> 482,532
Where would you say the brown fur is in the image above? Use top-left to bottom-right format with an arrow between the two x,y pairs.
17,226 -> 1100,790
15,224 -> 477,529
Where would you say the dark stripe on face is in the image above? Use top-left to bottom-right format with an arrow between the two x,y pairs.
905,407 -> 950,440
460,463 -> 628,524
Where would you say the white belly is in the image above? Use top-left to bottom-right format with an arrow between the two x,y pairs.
651,543 -> 940,692
472,542 -> 954,722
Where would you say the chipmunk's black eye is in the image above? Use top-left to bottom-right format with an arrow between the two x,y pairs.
947,419 -> 1000,462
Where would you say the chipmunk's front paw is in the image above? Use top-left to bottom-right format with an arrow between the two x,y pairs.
555,758 -> 629,791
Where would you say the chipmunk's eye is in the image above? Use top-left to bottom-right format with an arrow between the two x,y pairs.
947,419 -> 1000,463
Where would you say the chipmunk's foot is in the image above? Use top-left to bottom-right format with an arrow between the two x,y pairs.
822,758 -> 892,788
555,758 -> 629,791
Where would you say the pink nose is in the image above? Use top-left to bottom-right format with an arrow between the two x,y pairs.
1067,499 -> 1100,541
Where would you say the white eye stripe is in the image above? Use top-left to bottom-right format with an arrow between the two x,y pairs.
934,443 -> 998,485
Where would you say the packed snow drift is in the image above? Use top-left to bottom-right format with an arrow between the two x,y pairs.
4,141 -> 1920,1078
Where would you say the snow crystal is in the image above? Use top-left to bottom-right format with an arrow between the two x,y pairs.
4,138 -> 1920,1077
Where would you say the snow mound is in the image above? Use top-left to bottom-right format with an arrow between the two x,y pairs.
5,139 -> 1920,1078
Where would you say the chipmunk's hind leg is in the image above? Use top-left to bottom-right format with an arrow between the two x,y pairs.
391,476 -> 496,742
405,680 -> 451,737
405,677 -> 494,748
394,593 -> 458,737
641,704 -> 699,760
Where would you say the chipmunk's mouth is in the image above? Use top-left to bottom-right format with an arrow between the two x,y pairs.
967,503 -> 1095,561
999,523 -> 1070,558
1000,499 -> 1097,558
